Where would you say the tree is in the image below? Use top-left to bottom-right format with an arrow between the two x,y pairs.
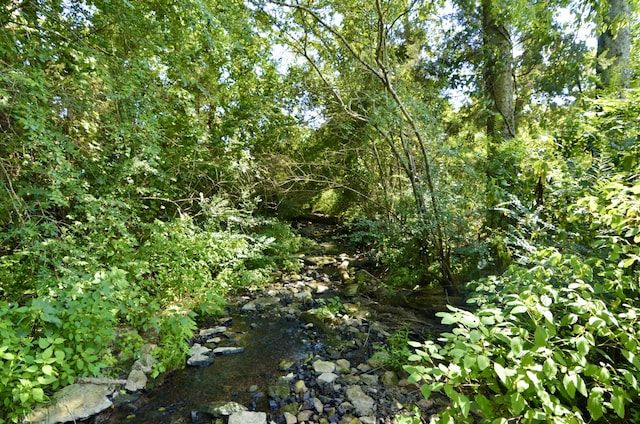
596,0 -> 632,90
260,0 -> 460,291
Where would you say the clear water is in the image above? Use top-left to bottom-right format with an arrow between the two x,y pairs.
106,313 -> 314,423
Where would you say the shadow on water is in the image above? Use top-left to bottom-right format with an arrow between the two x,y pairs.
106,312 -> 315,423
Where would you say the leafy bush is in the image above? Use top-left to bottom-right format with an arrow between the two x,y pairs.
404,176 -> 640,423
0,206 -> 302,422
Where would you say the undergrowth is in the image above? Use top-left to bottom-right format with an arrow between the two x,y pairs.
0,201 -> 302,422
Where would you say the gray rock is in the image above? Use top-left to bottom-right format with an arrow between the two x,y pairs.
187,353 -> 214,367
199,326 -> 227,337
212,346 -> 245,355
314,397 -> 324,413
360,417 -> 377,424
189,343 -> 211,356
202,401 -> 248,417
283,411 -> 297,424
125,369 -> 147,391
206,337 -> 222,344
360,374 -> 378,386
356,363 -> 372,373
131,352 -> 157,375
228,411 -> 267,424
317,372 -> 339,384
241,296 -> 281,311
313,359 -> 336,374
298,410 -> 314,421
381,371 -> 399,387
25,384 -> 114,424
346,385 -> 375,417
336,359 -> 351,373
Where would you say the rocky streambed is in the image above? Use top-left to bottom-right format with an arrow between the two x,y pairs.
30,225 -> 453,424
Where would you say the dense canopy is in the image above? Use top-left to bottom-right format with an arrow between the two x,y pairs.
1,0 -> 639,422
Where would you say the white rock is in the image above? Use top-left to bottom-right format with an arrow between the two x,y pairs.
25,384 -> 114,424
213,346 -> 245,355
313,359 -> 336,374
228,411 -> 267,424
317,372 -> 339,384
131,352 -> 157,375
297,410 -> 314,421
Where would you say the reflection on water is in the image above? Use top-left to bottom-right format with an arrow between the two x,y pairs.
107,313 -> 313,423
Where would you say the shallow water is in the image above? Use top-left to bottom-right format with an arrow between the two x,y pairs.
106,313 -> 315,423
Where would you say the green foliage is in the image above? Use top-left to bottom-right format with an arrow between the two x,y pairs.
316,296 -> 345,319
405,171 -> 640,422
0,208 -> 302,421
376,324 -> 413,371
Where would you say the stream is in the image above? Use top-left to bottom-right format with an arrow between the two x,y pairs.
96,223 -> 454,424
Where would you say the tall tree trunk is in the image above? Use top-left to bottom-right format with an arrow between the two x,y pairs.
481,0 -> 515,230
597,0 -> 632,90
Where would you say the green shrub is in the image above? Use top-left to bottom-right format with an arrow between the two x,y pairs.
405,176 -> 640,423
405,251 -> 640,423
0,206 -> 302,422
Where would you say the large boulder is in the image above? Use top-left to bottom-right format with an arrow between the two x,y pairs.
25,384 -> 114,424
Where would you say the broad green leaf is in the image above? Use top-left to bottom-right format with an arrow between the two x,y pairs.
543,358 -> 557,379
31,388 -> 45,402
510,305 -> 528,314
575,336 -> 590,356
510,337 -> 523,357
612,391 -> 626,418
515,378 -> 530,393
618,257 -> 636,268
576,374 -> 587,397
420,384 -> 433,400
458,393 -> 471,418
19,392 -> 30,404
534,326 -> 546,347
563,373 -> 577,399
477,355 -> 490,371
459,313 -> 480,328
587,388 -> 604,420
463,355 -> 476,371
42,364 -> 54,376
494,362 -> 509,385
510,392 -> 526,415
475,394 -> 492,415
540,308 -> 554,324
